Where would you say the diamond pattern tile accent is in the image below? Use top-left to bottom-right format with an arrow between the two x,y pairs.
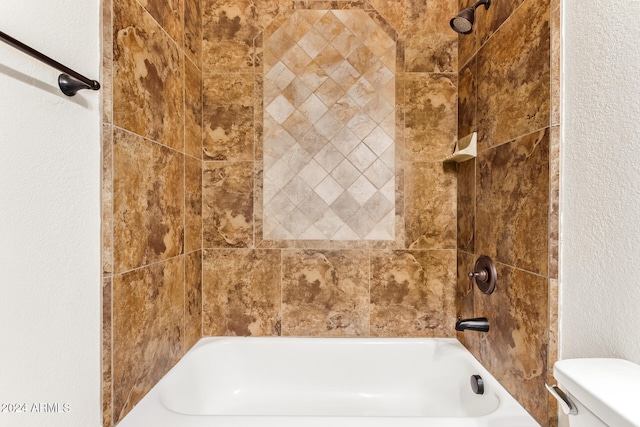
266,95 -> 295,125
315,175 -> 344,205
363,126 -> 394,156
348,143 -> 377,172
264,10 -> 396,241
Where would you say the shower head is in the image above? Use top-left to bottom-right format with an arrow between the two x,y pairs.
450,0 -> 491,35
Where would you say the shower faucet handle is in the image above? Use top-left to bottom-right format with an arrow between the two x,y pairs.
468,256 -> 497,295
468,270 -> 488,281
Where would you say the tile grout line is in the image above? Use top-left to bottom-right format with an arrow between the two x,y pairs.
107,0 -> 115,421
182,30 -> 187,355
200,1 -> 205,340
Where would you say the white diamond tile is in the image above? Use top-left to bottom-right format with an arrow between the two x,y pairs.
347,76 -> 376,107
347,44 -> 377,75
380,46 -> 396,71
298,158 -> 329,188
332,126 -> 361,156
347,175 -> 377,205
314,208 -> 345,238
331,159 -> 360,188
314,109 -> 344,140
313,11 -> 344,43
380,177 -> 395,202
299,61 -> 329,91
363,126 -> 394,156
298,93 -> 328,124
281,143 -> 313,176
347,110 -> 377,139
363,191 -> 394,222
297,10 -> 327,27
265,158 -> 296,189
298,127 -> 329,157
263,78 -> 281,106
363,27 -> 395,57
364,94 -> 395,124
330,191 -> 360,222
332,223 -> 360,240
280,11 -> 314,40
282,110 -> 313,141
283,77 -> 313,108
265,191 -> 296,222
282,176 -> 313,205
263,49 -> 279,74
263,175 -> 279,204
263,117 -> 297,166
382,77 -> 395,104
299,225 -> 327,240
333,94 -> 360,124
280,44 -> 314,74
364,60 -> 394,88
364,158 -> 394,189
266,26 -> 297,60
331,25 -> 361,58
379,144 -> 395,168
345,207 -> 377,238
315,44 -> 344,75
266,95 -> 296,125
332,10 -> 377,39
330,61 -> 361,91
314,175 -> 345,205
265,61 -> 296,90
263,215 -> 280,237
315,77 -> 345,107
347,143 -> 377,172
298,191 -> 329,222
267,224 -> 295,240
298,27 -> 330,58
379,111 -> 395,139
314,143 -> 344,173
365,210 -> 395,240
282,208 -> 313,236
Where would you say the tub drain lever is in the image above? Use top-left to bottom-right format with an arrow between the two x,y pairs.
546,384 -> 578,415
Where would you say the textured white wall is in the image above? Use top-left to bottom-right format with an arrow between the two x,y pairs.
0,1 -> 101,426
561,0 -> 640,363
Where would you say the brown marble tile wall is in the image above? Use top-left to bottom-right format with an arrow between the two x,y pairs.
203,249 -> 281,336
455,0 -> 559,423
371,250 -> 457,337
201,0 -> 459,338
282,250 -> 370,336
102,0 -> 203,424
112,257 -> 185,421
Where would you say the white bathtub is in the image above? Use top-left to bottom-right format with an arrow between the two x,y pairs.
117,337 -> 540,427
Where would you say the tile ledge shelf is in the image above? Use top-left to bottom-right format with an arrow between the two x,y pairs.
444,132 -> 477,163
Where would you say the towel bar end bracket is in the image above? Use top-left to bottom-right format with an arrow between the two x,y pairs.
58,74 -> 100,97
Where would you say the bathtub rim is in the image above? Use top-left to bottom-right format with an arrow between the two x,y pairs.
116,337 -> 541,427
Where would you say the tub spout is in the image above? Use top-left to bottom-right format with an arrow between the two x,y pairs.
455,317 -> 489,332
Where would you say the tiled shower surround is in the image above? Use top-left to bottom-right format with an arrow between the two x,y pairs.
102,1 -> 560,427
201,0 -> 458,337
455,0 -> 560,424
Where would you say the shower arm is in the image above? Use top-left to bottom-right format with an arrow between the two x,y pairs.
0,30 -> 100,96
470,0 -> 491,11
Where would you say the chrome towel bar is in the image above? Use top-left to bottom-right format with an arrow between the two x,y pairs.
0,30 -> 100,96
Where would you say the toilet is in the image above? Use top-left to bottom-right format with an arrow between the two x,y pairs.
550,358 -> 640,426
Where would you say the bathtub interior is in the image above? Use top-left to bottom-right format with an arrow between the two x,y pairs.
159,338 -> 501,418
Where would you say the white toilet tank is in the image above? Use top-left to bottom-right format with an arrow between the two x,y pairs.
553,358 -> 640,427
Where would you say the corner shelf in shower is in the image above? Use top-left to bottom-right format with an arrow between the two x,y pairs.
444,132 -> 477,163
